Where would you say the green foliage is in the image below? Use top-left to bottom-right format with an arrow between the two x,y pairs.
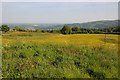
72,26 -> 80,34
60,25 -> 119,34
86,69 -> 105,80
2,43 -> 118,78
19,52 -> 27,58
1,24 -> 10,32
33,51 -> 40,57
61,25 -> 72,34
13,26 -> 25,31
41,30 -> 46,33
35,29 -> 40,32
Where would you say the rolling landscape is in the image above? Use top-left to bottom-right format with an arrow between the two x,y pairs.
3,20 -> 119,30
1,20 -> 119,79
1,2 -> 119,79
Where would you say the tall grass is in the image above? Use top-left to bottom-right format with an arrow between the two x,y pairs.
2,42 -> 118,78
2,32 -> 118,78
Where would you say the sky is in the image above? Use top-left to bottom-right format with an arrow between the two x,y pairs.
1,0 -> 119,2
1,2 -> 118,23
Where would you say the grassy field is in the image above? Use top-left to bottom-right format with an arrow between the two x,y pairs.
1,32 -> 119,79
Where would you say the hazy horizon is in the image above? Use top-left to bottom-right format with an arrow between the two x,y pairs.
2,2 -> 118,23
1,19 -> 118,24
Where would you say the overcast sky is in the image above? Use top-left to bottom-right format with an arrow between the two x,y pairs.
1,2 -> 118,23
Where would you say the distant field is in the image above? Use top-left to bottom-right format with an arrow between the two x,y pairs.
2,31 -> 118,47
2,32 -> 119,78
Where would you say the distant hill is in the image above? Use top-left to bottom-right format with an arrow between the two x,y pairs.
67,20 -> 118,29
5,23 -> 64,30
4,20 -> 118,30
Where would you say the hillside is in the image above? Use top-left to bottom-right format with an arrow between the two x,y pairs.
3,20 -> 118,30
67,20 -> 118,29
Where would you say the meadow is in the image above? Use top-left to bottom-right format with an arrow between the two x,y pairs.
1,31 -> 119,79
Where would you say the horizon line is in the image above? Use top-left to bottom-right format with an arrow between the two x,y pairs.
1,19 -> 118,24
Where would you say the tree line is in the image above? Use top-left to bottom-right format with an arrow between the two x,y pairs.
0,24 -> 120,34
61,25 -> 120,34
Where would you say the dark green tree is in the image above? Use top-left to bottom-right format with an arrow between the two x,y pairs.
61,25 -> 72,34
1,24 -> 10,32
72,26 -> 80,34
